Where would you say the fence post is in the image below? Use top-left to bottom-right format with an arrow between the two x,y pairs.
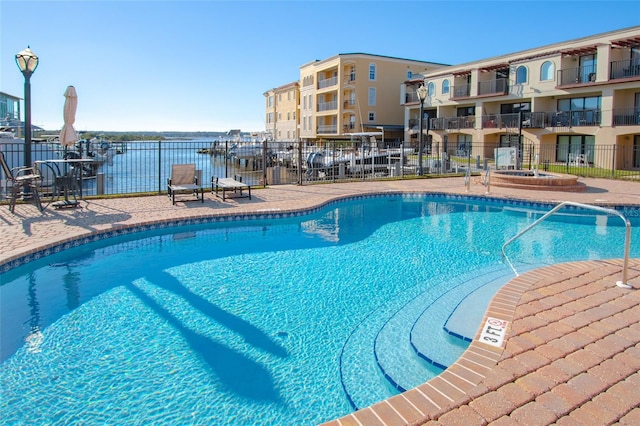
158,140 -> 162,194
611,144 -> 616,178
262,138 -> 267,186
225,140 -> 228,179
297,140 -> 303,185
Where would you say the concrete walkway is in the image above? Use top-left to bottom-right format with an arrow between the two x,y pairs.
1,177 -> 640,425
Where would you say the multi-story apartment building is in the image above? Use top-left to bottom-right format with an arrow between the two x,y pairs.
264,81 -> 300,142
404,26 -> 640,170
298,53 -> 447,145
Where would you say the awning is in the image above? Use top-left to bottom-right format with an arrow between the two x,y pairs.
479,63 -> 509,72
560,45 -> 598,56
611,36 -> 640,48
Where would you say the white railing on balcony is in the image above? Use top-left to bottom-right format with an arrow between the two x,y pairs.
317,124 -> 337,134
318,101 -> 338,112
318,77 -> 338,89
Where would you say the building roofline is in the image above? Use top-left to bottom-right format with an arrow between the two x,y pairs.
299,52 -> 450,69
417,25 -> 640,79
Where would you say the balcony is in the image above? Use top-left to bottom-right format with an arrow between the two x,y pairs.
318,101 -> 338,112
405,92 -> 419,103
557,64 -> 597,86
343,74 -> 356,84
343,100 -> 356,109
318,77 -> 338,90
317,124 -> 338,134
610,59 -> 640,80
477,78 -> 508,96
613,107 -> 640,126
550,109 -> 601,127
343,123 -> 356,133
431,116 -> 475,130
451,84 -> 471,99
482,112 -> 546,129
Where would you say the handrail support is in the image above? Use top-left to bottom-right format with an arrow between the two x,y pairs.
501,201 -> 633,289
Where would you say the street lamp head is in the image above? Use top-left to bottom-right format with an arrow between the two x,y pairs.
416,84 -> 428,102
15,46 -> 39,77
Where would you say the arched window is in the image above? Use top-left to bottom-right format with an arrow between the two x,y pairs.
427,82 -> 435,96
516,66 -> 528,84
540,61 -> 554,81
442,79 -> 450,94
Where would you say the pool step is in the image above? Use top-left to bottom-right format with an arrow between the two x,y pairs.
375,265 -> 513,393
410,268 -> 516,370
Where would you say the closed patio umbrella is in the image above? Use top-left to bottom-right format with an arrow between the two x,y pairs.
59,85 -> 78,148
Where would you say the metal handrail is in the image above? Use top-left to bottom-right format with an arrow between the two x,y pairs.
501,201 -> 633,289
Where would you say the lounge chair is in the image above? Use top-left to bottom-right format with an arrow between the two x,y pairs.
211,175 -> 251,201
167,163 -> 204,205
0,151 -> 43,213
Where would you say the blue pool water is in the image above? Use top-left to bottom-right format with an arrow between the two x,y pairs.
1,195 -> 638,425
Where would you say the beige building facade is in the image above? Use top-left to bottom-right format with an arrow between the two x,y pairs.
264,81 -> 299,142
297,54 -> 447,145
404,26 -> 640,170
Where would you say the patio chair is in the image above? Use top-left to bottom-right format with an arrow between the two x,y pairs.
0,151 -> 43,213
167,163 -> 204,205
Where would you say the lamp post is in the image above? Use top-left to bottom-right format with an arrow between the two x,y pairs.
15,46 -> 39,169
416,84 -> 428,176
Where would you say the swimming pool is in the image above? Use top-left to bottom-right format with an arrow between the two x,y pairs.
1,194 -> 638,425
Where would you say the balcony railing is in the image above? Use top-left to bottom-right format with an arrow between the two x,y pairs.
343,74 -> 356,84
343,123 -> 356,132
613,107 -> 640,126
482,112 -> 546,129
405,92 -> 419,103
477,78 -> 508,96
317,77 -> 338,89
557,64 -> 597,86
610,59 -> 640,80
431,116 -> 475,130
549,109 -> 601,127
318,101 -> 338,112
451,84 -> 471,98
317,124 -> 337,134
343,100 -> 356,109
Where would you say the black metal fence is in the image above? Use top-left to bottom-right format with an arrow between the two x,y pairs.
1,138 -> 639,200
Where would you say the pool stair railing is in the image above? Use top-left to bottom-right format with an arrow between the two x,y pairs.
502,201 -> 633,289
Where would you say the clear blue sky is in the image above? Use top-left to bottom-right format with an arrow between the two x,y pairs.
1,1 -> 638,133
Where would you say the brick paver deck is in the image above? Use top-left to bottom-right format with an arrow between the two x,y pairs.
1,177 -> 639,425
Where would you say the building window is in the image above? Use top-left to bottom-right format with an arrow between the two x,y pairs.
442,79 -> 450,94
457,106 -> 475,117
368,87 -> 376,106
556,135 -> 595,163
368,112 -> 375,121
287,112 -> 290,120
349,66 -> 356,81
407,71 -> 413,79
427,82 -> 435,96
540,61 -> 554,81
516,66 -> 527,84
268,96 -> 273,107
556,96 -> 601,126
369,63 -> 376,80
